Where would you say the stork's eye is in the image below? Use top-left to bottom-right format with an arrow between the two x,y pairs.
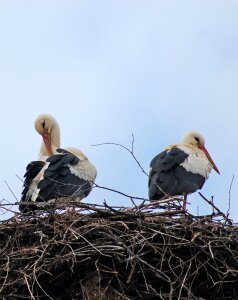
194,137 -> 200,142
42,121 -> 46,128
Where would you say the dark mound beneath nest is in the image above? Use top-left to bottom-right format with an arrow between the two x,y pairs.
0,201 -> 238,300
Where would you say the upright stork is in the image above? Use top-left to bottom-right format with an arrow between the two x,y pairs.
148,131 -> 220,208
19,114 -> 97,213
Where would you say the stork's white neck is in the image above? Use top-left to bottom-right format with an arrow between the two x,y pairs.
39,124 -> 61,159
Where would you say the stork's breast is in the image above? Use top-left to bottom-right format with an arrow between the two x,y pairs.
178,145 -> 212,179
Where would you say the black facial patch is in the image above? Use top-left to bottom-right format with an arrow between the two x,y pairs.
194,136 -> 200,142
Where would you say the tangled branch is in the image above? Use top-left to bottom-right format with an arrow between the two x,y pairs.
0,193 -> 237,300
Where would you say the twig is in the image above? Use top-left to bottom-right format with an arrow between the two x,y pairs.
23,272 -> 36,300
4,181 -> 18,201
228,175 -> 234,218
198,192 -> 232,225
92,135 -> 148,176
0,256 -> 9,293
93,182 -> 149,202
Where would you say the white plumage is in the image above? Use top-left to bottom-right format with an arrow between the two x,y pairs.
66,147 -> 97,182
178,145 -> 213,179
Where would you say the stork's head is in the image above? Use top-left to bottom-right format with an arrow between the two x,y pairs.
35,114 -> 60,156
182,131 -> 220,174
182,131 -> 205,148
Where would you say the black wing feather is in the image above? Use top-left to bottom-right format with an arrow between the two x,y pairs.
36,149 -> 91,203
19,161 -> 45,213
149,147 -> 205,200
149,147 -> 187,199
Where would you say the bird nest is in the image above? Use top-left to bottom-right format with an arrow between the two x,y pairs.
0,196 -> 238,300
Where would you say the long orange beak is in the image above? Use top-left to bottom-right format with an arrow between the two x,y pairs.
42,131 -> 53,156
199,145 -> 220,174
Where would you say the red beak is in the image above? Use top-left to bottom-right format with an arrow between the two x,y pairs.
42,131 -> 53,156
199,145 -> 220,174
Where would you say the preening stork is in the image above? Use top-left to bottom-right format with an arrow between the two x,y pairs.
19,114 -> 97,213
148,131 -> 220,208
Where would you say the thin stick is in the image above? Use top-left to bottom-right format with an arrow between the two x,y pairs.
198,192 -> 232,225
94,183 -> 149,202
4,181 -> 18,201
92,135 -> 148,176
23,273 -> 36,300
227,174 -> 234,217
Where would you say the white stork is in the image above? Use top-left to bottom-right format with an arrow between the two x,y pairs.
148,131 -> 220,208
19,114 -> 97,213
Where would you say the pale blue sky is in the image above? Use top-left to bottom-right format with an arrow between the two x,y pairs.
0,1 -> 238,220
